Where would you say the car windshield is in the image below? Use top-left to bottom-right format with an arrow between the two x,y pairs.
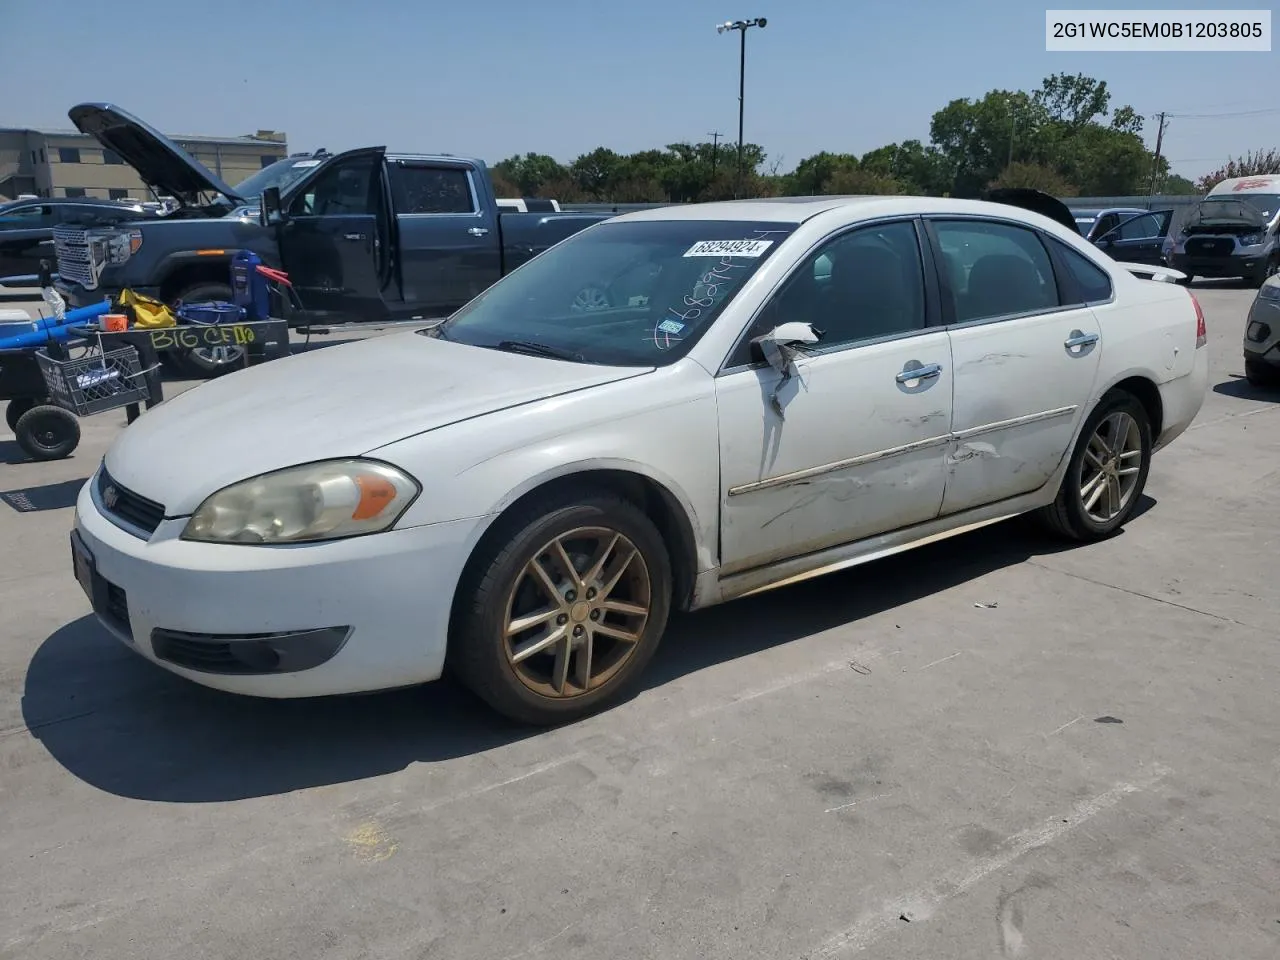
1199,195 -> 1279,222
230,157 -> 325,200
431,219 -> 796,366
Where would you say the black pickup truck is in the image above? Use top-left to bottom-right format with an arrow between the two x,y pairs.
52,103 -> 613,376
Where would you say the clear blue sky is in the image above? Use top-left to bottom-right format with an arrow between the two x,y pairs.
3,0 -> 1276,180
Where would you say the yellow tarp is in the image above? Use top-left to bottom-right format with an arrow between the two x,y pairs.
118,289 -> 176,329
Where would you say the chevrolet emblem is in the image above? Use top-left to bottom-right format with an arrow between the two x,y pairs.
102,485 -> 119,510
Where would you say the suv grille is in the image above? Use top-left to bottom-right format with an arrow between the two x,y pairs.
97,469 -> 166,536
52,226 -> 100,289
1186,236 -> 1234,257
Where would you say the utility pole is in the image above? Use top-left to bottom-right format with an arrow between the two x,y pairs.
708,131 -> 723,177
1148,112 -> 1169,196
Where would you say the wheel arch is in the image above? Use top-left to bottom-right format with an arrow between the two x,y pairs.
1097,371 -> 1164,444
156,253 -> 240,302
463,460 -> 708,614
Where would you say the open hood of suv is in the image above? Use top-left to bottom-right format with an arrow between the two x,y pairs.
68,102 -> 245,206
985,188 -> 1080,233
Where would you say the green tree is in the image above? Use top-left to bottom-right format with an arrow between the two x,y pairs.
492,152 -> 568,196
988,161 -> 1077,196
1196,149 -> 1280,191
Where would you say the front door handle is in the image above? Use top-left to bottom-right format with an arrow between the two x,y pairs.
896,361 -> 943,384
467,227 -> 490,237
342,233 -> 367,242
1064,330 -> 1100,351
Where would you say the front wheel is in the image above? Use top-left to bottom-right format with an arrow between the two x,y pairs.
170,281 -> 243,379
6,397 -> 46,433
449,493 -> 672,725
1254,256 -> 1280,288
1037,392 -> 1152,541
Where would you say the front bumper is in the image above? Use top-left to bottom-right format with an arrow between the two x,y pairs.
1169,252 -> 1265,279
72,476 -> 487,697
55,279 -> 160,310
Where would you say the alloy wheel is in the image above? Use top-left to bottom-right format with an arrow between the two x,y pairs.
1078,411 -> 1143,523
503,526 -> 651,698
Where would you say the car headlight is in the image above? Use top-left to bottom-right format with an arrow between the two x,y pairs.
1259,282 -> 1280,302
182,459 -> 420,544
1240,233 -> 1263,246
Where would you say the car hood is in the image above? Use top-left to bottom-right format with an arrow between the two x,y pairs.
103,332 -> 652,515
68,102 -> 245,206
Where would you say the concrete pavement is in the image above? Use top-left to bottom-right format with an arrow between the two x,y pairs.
1,285 -> 1277,959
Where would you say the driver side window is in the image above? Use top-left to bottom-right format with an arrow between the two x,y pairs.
289,158 -> 377,217
734,219 -> 926,364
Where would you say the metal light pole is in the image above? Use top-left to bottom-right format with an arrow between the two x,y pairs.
716,17 -> 767,199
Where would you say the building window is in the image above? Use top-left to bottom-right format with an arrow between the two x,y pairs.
63,187 -> 86,198
108,188 -> 130,200
39,148 -> 46,163
103,149 -> 125,165
260,155 -> 278,168
30,150 -> 36,164
58,147 -> 81,164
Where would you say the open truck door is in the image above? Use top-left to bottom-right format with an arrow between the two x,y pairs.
264,146 -> 393,324
1093,210 -> 1174,266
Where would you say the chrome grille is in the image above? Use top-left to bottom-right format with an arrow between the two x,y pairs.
52,225 -> 100,288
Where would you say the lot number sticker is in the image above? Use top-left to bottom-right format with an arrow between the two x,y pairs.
683,239 -> 774,258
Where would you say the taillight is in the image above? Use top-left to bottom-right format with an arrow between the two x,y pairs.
1190,291 -> 1206,348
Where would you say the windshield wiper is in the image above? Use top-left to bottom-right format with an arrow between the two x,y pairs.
494,339 -> 584,362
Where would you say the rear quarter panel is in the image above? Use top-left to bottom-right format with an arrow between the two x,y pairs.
1092,270 -> 1199,391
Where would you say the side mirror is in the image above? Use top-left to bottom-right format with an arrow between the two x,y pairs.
261,186 -> 285,227
750,322 -> 822,419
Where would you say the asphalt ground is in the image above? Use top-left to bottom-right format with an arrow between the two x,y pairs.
1,283 -> 1277,959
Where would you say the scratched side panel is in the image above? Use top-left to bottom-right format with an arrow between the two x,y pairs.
941,304 -> 1102,515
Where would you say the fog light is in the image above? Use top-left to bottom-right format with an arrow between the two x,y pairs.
150,626 -> 351,675
1246,321 -> 1271,343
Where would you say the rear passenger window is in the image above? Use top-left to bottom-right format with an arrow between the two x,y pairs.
933,220 -> 1059,323
1051,240 -> 1114,304
393,165 -> 476,215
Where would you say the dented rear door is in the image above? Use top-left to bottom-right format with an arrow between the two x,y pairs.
927,217 -> 1102,515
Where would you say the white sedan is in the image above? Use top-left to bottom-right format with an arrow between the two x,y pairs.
71,194 -> 1209,724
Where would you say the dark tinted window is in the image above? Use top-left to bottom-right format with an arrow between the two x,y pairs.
288,156 -> 377,216
754,220 -> 926,352
108,188 -> 129,201
933,219 -> 1059,322
63,187 -> 86,198
103,149 -> 125,165
58,147 -> 81,164
1115,213 -> 1164,241
1051,239 -> 1113,304
393,165 -> 475,214
260,155 -> 277,169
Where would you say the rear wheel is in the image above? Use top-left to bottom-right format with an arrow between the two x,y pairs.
1037,392 -> 1152,541
14,404 -> 80,461
170,281 -> 242,379
1245,358 -> 1280,388
6,397 -> 45,433
449,491 -> 672,725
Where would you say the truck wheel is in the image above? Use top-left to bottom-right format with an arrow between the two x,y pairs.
6,397 -> 46,433
14,404 -> 80,461
171,281 -> 244,379
448,491 -> 672,725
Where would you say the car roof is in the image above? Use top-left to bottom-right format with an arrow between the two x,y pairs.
612,195 -> 1079,227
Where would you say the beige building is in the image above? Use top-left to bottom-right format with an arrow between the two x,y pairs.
0,126 -> 288,201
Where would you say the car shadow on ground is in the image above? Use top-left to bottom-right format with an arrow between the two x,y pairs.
1213,374 -> 1280,402
23,499 -> 1154,803
0,477 -> 87,513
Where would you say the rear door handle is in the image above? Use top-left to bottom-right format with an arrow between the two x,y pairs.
467,227 -> 489,237
342,233 -> 367,242
1064,330 -> 1100,350
896,362 -> 943,384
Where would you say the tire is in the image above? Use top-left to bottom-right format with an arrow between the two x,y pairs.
14,404 -> 80,461
1255,256 -> 1280,288
6,397 -> 44,433
170,281 -> 243,379
448,491 -> 672,725
1245,358 -> 1280,388
569,284 -> 613,313
1037,391 -> 1152,542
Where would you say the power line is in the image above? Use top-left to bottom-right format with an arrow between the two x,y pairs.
1167,107 -> 1280,120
